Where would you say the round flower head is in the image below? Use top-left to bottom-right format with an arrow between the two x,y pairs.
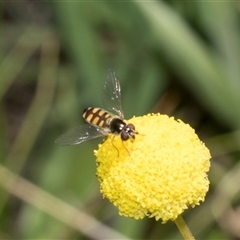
95,113 -> 211,223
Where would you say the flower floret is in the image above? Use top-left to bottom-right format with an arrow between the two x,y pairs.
95,113 -> 211,222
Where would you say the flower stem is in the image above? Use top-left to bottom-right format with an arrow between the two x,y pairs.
175,215 -> 195,240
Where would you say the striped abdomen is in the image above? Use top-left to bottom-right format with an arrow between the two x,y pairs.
83,107 -> 112,128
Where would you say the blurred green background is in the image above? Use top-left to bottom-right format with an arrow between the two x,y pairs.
1,1 -> 240,239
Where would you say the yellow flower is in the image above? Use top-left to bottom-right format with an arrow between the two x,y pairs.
94,113 -> 211,223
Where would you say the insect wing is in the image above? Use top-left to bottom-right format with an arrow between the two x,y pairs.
55,124 -> 107,146
102,70 -> 124,119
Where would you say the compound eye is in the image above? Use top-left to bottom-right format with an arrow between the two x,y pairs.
128,123 -> 135,130
121,131 -> 129,141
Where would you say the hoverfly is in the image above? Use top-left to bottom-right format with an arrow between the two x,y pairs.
55,70 -> 137,146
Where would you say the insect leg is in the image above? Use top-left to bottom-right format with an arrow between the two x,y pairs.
111,135 -> 119,157
121,140 -> 131,156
